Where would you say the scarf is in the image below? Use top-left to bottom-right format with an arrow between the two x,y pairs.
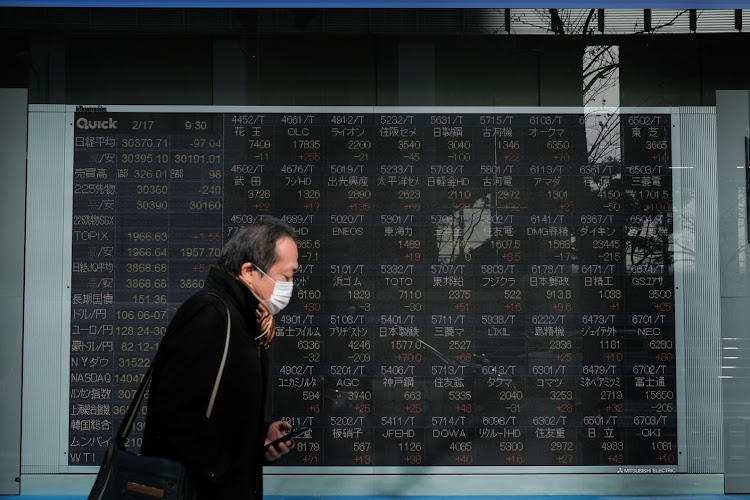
254,299 -> 275,347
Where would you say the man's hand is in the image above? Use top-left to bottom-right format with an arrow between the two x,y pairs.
264,420 -> 293,462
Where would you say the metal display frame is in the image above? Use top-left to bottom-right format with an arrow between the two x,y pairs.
21,105 -> 721,496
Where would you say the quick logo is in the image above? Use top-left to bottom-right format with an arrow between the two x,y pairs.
76,117 -> 118,130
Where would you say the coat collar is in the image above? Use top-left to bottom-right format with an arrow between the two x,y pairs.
204,266 -> 260,330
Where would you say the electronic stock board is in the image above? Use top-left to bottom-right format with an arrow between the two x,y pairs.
68,107 -> 677,471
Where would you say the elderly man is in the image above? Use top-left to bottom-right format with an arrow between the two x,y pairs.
142,217 -> 299,499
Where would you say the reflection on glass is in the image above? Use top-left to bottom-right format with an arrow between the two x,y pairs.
436,194 -> 492,263
583,44 -> 621,165
739,186 -> 747,274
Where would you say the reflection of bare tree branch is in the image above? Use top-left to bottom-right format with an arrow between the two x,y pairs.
586,113 -> 620,163
550,9 -> 565,34
633,10 -> 689,35
581,9 -> 596,35
583,62 -> 618,82
583,63 -> 619,96
583,43 -> 620,108
437,196 -> 492,264
529,8 -> 689,35
507,10 -> 559,32
502,8 -> 689,37
582,45 -> 614,74
461,204 -> 487,260
623,187 -> 675,268
489,8 -> 690,273
590,79 -> 619,104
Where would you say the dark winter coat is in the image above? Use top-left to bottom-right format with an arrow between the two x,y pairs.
142,266 -> 270,500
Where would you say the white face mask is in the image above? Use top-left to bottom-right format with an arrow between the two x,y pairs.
255,266 -> 294,315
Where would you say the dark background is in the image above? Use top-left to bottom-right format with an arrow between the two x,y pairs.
1,7 -> 748,106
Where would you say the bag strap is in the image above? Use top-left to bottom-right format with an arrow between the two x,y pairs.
116,293 -> 231,446
204,293 -> 231,419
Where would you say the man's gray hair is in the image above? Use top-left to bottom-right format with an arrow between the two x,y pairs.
217,217 -> 297,275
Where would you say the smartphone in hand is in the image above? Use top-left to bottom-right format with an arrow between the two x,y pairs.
264,427 -> 310,451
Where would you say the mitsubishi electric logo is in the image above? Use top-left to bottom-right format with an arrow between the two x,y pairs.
76,117 -> 118,130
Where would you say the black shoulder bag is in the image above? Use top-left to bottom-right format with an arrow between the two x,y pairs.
88,295 -> 231,500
